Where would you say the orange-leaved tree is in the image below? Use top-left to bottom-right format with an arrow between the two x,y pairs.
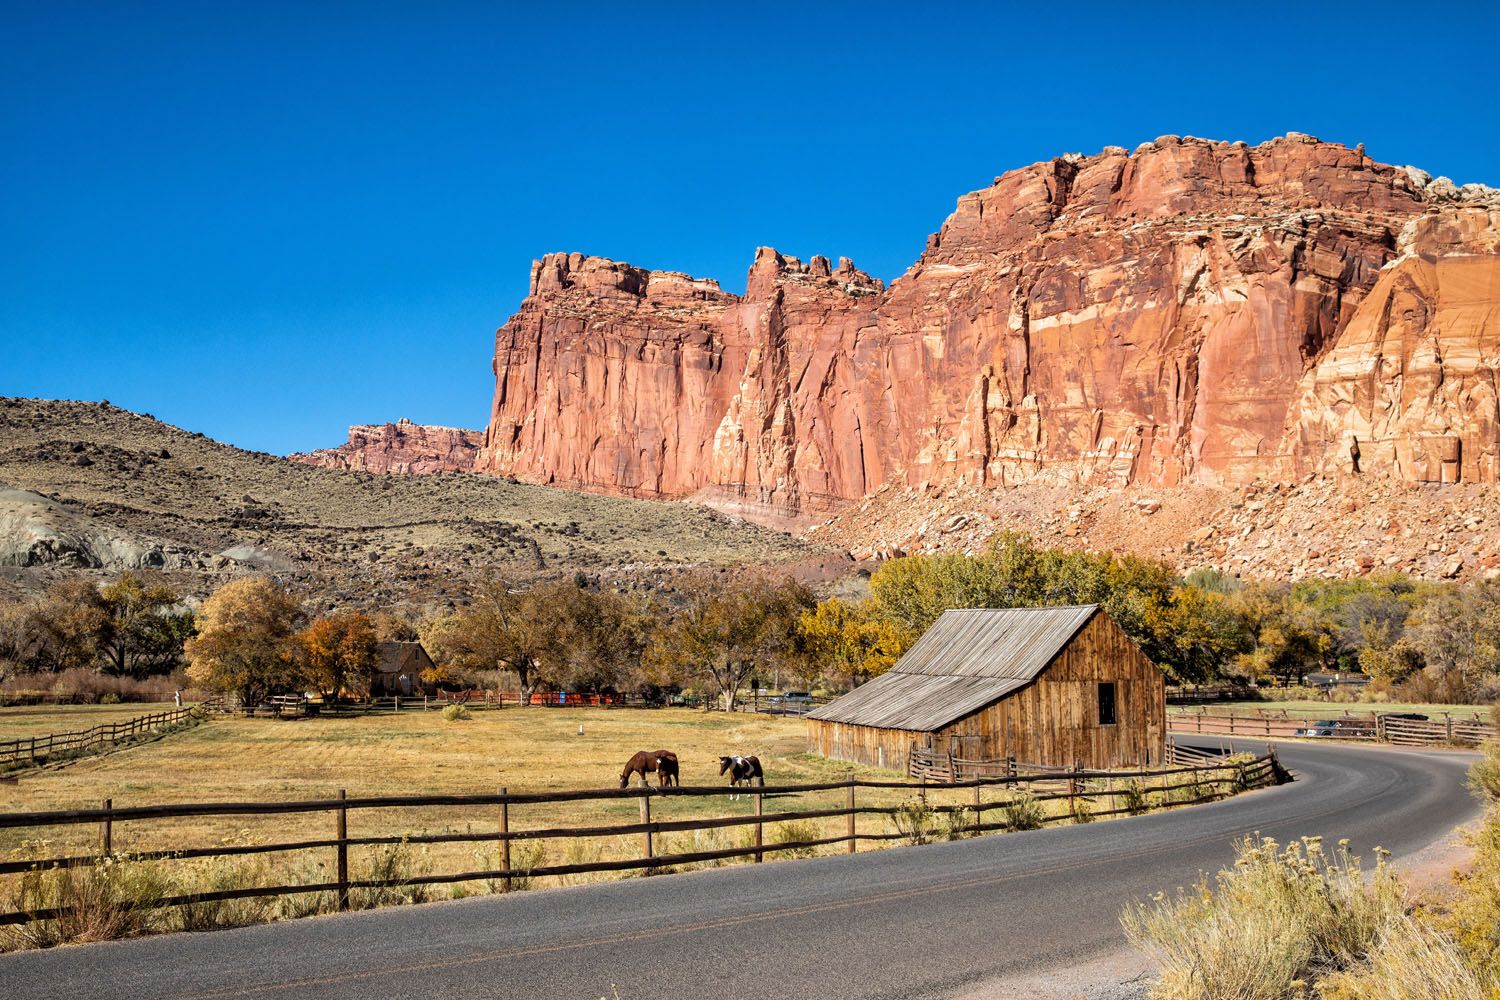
297,610 -> 378,702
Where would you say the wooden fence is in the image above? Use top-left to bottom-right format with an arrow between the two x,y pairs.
1170,708 -> 1496,746
0,754 -> 1280,928
0,705 -> 206,769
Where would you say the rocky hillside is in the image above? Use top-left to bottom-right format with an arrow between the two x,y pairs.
809,475 -> 1500,584
0,398 -> 812,604
470,134 -> 1498,527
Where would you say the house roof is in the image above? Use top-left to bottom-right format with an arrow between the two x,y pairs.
374,641 -> 431,676
806,605 -> 1099,732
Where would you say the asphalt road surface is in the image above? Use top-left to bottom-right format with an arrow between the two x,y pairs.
1,739 -> 1482,1000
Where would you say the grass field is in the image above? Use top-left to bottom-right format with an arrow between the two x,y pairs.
1170,700 -> 1494,720
0,703 -> 1265,948
0,707 -> 913,881
0,703 -> 180,740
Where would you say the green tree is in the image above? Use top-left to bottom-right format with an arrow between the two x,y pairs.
99,573 -> 193,677
1224,584 -> 1330,685
647,575 -> 813,711
184,577 -> 303,708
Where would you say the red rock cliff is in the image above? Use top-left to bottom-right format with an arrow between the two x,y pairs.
476,135 -> 1500,523
291,419 -> 483,474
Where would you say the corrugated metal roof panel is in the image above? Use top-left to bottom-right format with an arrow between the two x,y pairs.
806,605 -> 1098,732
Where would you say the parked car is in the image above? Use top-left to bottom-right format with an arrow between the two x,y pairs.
1299,719 -> 1344,736
1382,712 -> 1429,722
769,691 -> 814,714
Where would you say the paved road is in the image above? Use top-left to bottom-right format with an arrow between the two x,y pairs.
2,740 -> 1482,1000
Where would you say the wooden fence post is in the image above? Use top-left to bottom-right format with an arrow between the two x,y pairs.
754,789 -> 764,863
335,789 -> 349,911
846,770 -> 856,854
971,779 -> 982,834
100,798 -> 112,857
639,791 -> 653,861
499,786 -> 511,892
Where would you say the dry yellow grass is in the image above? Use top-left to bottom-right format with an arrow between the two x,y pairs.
0,707 -> 911,881
0,703 -> 180,740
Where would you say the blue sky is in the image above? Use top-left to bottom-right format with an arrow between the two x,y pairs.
3,2 -> 1497,455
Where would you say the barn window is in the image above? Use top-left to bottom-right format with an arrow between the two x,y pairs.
1098,682 -> 1117,726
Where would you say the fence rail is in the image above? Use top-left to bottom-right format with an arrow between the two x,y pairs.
1169,708 -> 1496,746
0,704 -> 208,769
0,754 -> 1281,928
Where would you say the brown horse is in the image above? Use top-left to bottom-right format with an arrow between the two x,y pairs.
620,749 -> 679,788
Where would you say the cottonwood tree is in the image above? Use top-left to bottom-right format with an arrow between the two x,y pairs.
184,577 -> 303,708
422,579 -> 552,701
99,573 -> 193,677
32,578 -> 111,672
297,610 -> 378,701
648,575 -> 813,711
543,582 -> 654,693
798,597 -> 905,691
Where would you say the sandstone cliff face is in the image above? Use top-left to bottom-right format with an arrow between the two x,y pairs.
291,419 -> 483,475
476,134 -> 1500,524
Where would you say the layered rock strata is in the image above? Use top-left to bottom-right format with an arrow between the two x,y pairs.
475,135 -> 1500,523
291,419 -> 483,475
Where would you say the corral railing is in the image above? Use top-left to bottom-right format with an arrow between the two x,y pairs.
1169,708 -> 1496,746
0,703 -> 210,769
0,754 -> 1281,929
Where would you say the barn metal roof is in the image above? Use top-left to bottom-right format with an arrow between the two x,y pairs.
806,605 -> 1099,732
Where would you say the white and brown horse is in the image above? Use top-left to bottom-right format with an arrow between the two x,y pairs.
620,749 -> 679,788
719,755 -> 764,799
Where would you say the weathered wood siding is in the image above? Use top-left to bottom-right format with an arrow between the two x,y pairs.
806,612 -> 1165,770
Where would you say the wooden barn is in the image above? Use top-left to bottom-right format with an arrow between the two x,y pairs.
372,641 -> 434,696
805,605 -> 1165,771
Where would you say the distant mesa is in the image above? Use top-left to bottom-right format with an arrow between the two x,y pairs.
290,418 -> 483,475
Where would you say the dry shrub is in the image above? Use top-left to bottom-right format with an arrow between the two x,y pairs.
350,840 -> 432,910
1435,806 -> 1500,984
890,799 -> 937,846
943,804 -> 977,839
1002,791 -> 1046,831
3,849 -> 175,949
1122,835 -> 1405,1000
558,838 -> 610,886
1469,741 -> 1500,805
770,819 -> 822,858
0,670 -> 188,705
1318,916 -> 1499,1000
176,854 -> 277,931
441,703 -> 472,721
